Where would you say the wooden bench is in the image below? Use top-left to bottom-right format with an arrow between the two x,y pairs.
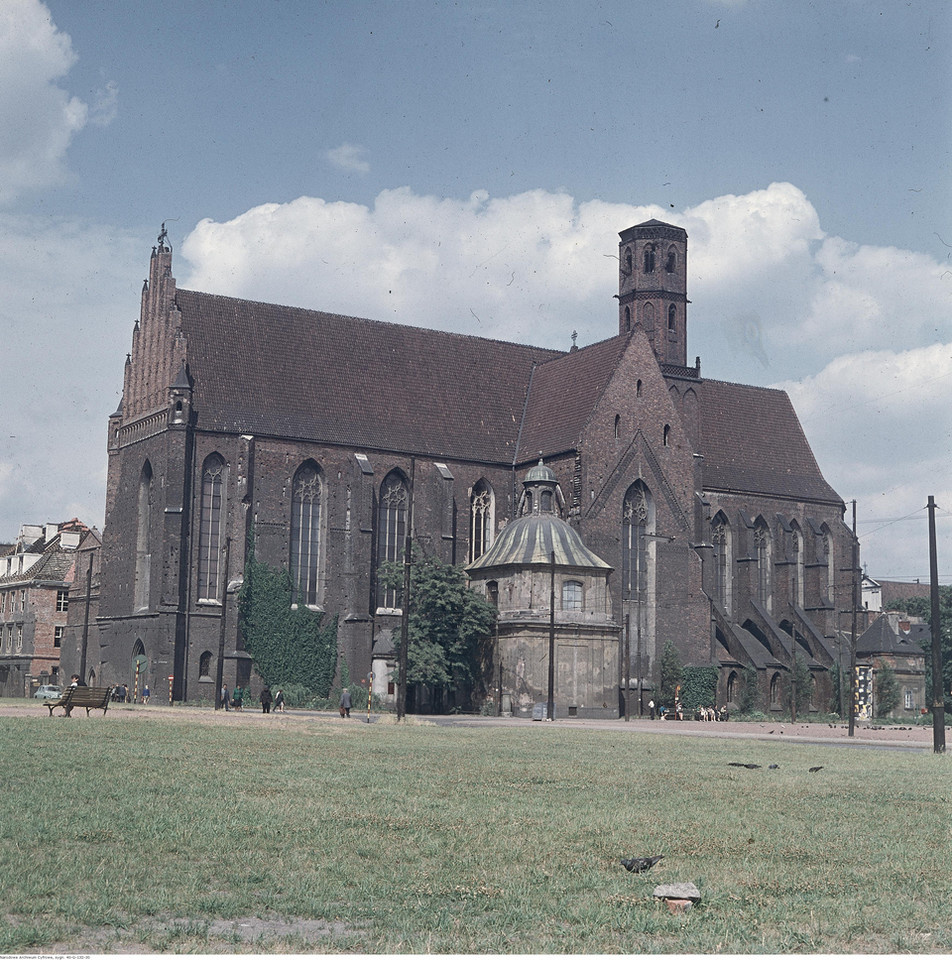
43,685 -> 114,717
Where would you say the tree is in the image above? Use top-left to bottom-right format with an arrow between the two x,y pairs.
874,659 -> 900,718
738,665 -> 759,714
379,546 -> 497,708
784,653 -> 812,720
659,640 -> 682,708
238,542 -> 338,696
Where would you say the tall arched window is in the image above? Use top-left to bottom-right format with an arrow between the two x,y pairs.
624,248 -> 633,274
198,453 -> 226,601
711,514 -> 731,612
622,482 -> 652,605
378,471 -> 409,609
791,523 -> 804,608
823,527 -> 835,602
291,461 -> 322,606
199,650 -> 212,679
665,246 -> 677,273
754,518 -> 771,609
643,244 -> 656,273
624,305 -> 631,331
667,303 -> 677,331
642,302 -> 655,330
134,461 -> 152,610
469,480 -> 494,562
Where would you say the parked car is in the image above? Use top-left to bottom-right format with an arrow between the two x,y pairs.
33,684 -> 63,700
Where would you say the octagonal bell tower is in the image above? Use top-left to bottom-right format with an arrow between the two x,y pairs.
617,220 -> 688,367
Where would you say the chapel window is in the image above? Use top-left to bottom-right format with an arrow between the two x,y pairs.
199,650 -> 212,679
561,580 -> 583,612
754,520 -> 771,609
197,454 -> 226,601
290,461 -> 323,607
469,480 -> 494,563
622,482 -> 652,607
711,516 -> 731,612
135,461 -> 152,611
377,472 -> 409,609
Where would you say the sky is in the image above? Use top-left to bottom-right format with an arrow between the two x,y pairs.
1,0 -> 950,583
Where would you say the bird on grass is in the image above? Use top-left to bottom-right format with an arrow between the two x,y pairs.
809,765 -> 824,773
728,762 -> 761,769
620,855 -> 663,873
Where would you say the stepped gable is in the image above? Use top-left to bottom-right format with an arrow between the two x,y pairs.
517,335 -> 630,461
695,378 -> 842,504
175,289 -> 561,463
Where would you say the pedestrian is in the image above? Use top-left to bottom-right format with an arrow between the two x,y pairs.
340,687 -> 352,718
142,684 -> 150,705
648,699 -> 655,720
221,682 -> 230,710
273,689 -> 285,712
233,685 -> 244,711
260,686 -> 273,714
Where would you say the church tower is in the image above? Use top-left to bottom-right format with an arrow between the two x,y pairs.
617,220 -> 688,367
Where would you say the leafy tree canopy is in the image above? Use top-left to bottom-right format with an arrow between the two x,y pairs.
379,546 -> 497,691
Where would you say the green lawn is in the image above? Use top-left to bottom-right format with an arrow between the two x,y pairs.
1,706 -> 949,953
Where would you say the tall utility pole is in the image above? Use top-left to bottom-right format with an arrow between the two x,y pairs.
927,496 -> 946,754
396,459 -> 415,722
849,500 -> 858,738
547,550 -> 556,721
79,549 -> 93,682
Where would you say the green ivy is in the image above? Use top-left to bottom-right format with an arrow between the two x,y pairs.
238,539 -> 338,697
658,641 -> 683,708
679,666 -> 719,712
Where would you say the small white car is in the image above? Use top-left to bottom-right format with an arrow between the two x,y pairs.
33,684 -> 63,700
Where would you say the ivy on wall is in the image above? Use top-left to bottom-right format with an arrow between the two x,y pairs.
238,541 -> 338,696
679,665 -> 719,712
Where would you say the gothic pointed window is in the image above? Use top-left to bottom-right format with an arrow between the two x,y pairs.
668,303 -> 677,331
791,523 -> 804,608
624,247 -> 633,274
711,514 -> 731,612
134,461 -> 152,610
622,482 -> 651,605
377,471 -> 409,609
643,244 -> 656,273
469,480 -> 494,563
624,305 -> 631,331
642,302 -> 655,331
665,246 -> 677,273
197,454 -> 226,601
753,519 -> 771,609
291,461 -> 322,606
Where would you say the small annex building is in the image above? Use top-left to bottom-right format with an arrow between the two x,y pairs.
69,218 -> 856,716
855,612 -> 928,719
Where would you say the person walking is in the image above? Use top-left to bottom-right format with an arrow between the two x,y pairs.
260,686 -> 273,714
273,689 -> 285,712
221,682 -> 230,710
340,688 -> 352,718
648,699 -> 656,720
233,685 -> 244,711
142,684 -> 150,705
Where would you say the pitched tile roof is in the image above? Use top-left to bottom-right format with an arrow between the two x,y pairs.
857,615 -> 927,657
517,336 -> 630,460
177,289 -> 561,464
694,378 -> 841,504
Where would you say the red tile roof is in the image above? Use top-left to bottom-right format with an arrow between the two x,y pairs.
695,378 -> 841,504
177,289 -> 561,464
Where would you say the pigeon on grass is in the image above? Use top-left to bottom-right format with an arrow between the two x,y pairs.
620,855 -> 663,873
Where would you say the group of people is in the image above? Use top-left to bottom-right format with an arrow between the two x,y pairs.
220,683 -> 286,713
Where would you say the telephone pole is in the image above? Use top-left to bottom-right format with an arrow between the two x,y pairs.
848,500 -> 858,738
927,496 -> 945,754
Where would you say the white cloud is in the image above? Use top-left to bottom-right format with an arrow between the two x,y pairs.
0,0 -> 92,203
325,142 -> 371,174
0,213 -> 141,535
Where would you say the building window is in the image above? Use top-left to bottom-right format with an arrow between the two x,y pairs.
624,306 -> 631,331
727,670 -> 738,703
199,650 -> 212,679
198,454 -> 226,601
377,472 -> 409,609
56,589 -> 69,612
614,414 -> 621,439
667,303 -> 677,331
754,520 -> 771,608
290,461 -> 322,607
712,516 -> 731,611
0,592 -> 5,615
561,580 -> 583,611
665,246 -> 677,273
663,424 -> 670,446
469,480 -> 494,563
643,244 -> 656,273
487,580 -> 499,607
15,624 -> 22,652
622,482 -> 651,609
624,247 -> 633,274
791,525 -> 804,607
20,590 -> 26,611
54,626 -> 64,648
642,302 -> 655,330
904,690 -> 913,710
135,460 -> 152,610
769,672 -> 781,708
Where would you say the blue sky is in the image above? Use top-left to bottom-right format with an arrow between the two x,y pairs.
1,0 -> 950,582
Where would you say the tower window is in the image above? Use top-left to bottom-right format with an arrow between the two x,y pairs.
624,306 -> 631,331
624,247 -> 633,274
666,247 -> 677,273
643,244 -> 656,273
668,303 -> 677,331
197,454 -> 226,601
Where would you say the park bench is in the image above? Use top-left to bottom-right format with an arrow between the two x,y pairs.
43,685 -> 114,717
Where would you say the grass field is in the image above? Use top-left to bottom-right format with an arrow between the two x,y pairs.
1,706 -> 950,954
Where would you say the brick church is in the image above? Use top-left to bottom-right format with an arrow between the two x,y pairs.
68,219 -> 854,717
